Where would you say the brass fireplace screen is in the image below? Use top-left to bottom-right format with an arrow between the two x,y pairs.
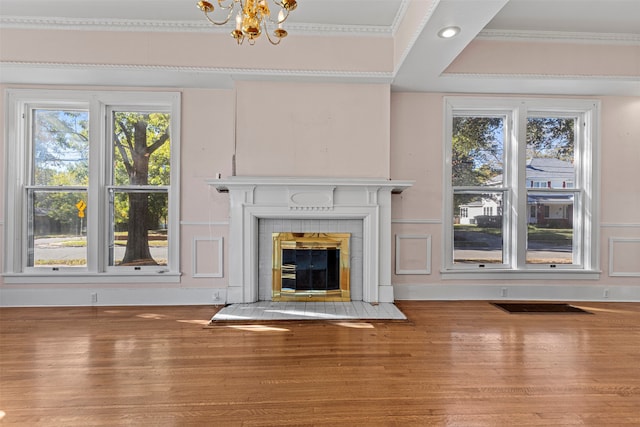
272,232 -> 350,302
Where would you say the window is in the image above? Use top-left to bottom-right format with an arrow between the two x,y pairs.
29,107 -> 89,268
444,97 -> 599,277
4,90 -> 181,282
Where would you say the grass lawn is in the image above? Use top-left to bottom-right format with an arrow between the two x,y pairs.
455,224 -> 572,245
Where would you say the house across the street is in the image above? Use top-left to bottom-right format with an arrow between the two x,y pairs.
459,158 -> 574,227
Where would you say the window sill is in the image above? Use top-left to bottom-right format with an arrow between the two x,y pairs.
2,272 -> 182,284
440,269 -> 601,281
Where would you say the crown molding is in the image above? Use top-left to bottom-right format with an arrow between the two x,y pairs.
0,60 -> 393,78
436,72 -> 640,96
478,29 -> 640,45
443,72 -> 640,81
0,60 -> 394,87
0,15 -> 393,37
390,0 -> 412,37
392,0 -> 440,75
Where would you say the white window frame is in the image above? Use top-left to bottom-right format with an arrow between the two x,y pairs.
3,89 -> 181,283
443,97 -> 600,280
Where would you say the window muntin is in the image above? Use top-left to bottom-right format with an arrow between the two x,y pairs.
444,98 -> 599,275
4,90 -> 180,280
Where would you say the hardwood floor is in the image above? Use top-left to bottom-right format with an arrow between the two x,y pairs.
1,301 -> 639,426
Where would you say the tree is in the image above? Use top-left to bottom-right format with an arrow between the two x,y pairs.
452,117 -> 504,215
33,110 -> 89,187
526,117 -> 575,161
452,116 -> 503,187
32,110 -> 89,236
113,112 -> 170,265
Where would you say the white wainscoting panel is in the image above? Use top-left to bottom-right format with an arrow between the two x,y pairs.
609,238 -> 640,277
395,234 -> 431,275
192,237 -> 224,278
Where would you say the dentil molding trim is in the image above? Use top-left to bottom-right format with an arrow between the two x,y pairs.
0,15 -> 394,36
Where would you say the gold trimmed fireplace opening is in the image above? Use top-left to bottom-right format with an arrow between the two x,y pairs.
272,232 -> 350,302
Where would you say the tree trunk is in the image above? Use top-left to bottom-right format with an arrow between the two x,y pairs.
121,121 -> 156,266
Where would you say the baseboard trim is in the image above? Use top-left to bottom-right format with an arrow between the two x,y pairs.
2,284 -> 638,306
393,283 -> 640,302
0,287 -> 227,307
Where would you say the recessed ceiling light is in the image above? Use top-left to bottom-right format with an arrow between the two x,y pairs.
438,26 -> 460,39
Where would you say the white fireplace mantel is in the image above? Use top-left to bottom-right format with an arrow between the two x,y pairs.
207,177 -> 413,304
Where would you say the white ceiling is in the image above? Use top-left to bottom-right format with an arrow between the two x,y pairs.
485,0 -> 640,34
1,0 -> 639,94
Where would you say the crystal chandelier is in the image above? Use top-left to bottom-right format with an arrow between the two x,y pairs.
197,0 -> 297,45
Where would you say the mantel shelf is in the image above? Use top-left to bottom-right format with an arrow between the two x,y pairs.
206,176 -> 413,194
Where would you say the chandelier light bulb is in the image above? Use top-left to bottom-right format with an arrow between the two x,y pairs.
278,10 -> 284,29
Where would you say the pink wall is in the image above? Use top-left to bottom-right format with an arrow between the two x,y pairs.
447,40 -> 640,77
390,93 -> 443,219
235,81 -> 391,178
600,96 -> 640,224
0,28 -> 393,74
180,88 -> 235,222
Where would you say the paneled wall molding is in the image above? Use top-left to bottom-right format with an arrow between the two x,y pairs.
609,238 -> 640,277
192,237 -> 224,278
395,234 -> 432,275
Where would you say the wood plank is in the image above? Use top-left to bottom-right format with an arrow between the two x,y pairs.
1,301 -> 639,425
